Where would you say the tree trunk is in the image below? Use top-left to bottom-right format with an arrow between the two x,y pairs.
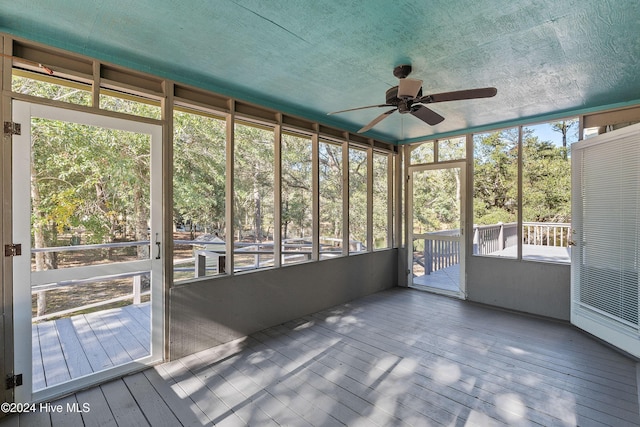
253,166 -> 262,243
133,183 -> 149,260
30,144 -> 47,316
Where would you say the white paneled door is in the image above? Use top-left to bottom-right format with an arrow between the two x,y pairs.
571,122 -> 640,358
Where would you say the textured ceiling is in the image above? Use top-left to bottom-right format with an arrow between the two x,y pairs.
2,0 -> 640,144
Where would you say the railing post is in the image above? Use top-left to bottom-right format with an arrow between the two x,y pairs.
473,224 -> 479,255
498,222 -> 505,250
133,275 -> 141,304
37,291 -> 46,317
424,239 -> 433,275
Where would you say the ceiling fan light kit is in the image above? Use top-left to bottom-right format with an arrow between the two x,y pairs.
397,78 -> 423,98
329,64 -> 497,133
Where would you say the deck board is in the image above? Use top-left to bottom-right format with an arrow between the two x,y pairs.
69,315 -> 113,372
31,303 -> 151,392
54,318 -> 94,380
99,380 -> 149,427
116,307 -> 151,352
84,310 -> 133,366
3,288 -> 639,427
74,386 -> 117,427
121,372 -> 181,427
49,394 -> 83,427
98,311 -> 148,361
31,324 -> 47,391
36,322 -> 71,388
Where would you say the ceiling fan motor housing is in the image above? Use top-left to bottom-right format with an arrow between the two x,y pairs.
386,86 -> 422,113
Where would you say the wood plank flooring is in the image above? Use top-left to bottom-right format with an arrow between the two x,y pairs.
3,287 -> 639,426
32,303 -> 150,391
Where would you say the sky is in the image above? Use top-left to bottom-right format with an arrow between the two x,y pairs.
527,121 -> 579,147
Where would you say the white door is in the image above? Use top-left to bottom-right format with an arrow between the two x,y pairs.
571,123 -> 640,358
408,162 -> 466,298
12,101 -> 163,402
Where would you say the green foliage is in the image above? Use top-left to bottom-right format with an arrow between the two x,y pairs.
473,127 -> 571,225
22,78 -> 153,254
233,123 -> 275,241
412,167 -> 461,232
22,76 -> 393,260
319,142 -> 343,240
281,134 -> 312,239
173,110 -> 226,234
372,152 -> 390,249
349,148 -> 367,247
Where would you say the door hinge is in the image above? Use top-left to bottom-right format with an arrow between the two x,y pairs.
4,244 -> 22,257
4,122 -> 21,136
5,374 -> 22,390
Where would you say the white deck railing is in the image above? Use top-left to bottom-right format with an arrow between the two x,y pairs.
416,222 -> 571,275
30,237 -> 364,319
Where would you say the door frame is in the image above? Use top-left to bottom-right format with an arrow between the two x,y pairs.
11,100 -> 164,403
407,160 -> 466,298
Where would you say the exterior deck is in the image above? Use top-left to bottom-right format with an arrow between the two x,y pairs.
32,303 -> 150,391
3,288 -> 638,426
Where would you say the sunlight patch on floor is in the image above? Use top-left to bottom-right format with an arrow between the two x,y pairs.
495,393 -> 527,423
433,358 -> 462,385
506,345 -> 529,356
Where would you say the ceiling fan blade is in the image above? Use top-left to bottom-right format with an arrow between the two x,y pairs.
419,87 -> 497,103
398,78 -> 423,98
358,108 -> 397,133
410,105 -> 445,126
327,104 -> 393,115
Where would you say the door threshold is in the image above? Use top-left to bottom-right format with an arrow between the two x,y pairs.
409,283 -> 465,300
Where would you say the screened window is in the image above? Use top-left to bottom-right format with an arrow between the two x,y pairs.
12,69 -> 92,106
172,108 -> 227,282
521,120 -> 574,263
437,137 -> 466,161
349,146 -> 368,254
373,152 -> 390,249
410,141 -> 434,165
233,122 -> 275,272
473,128 -> 518,258
319,141 -> 344,259
281,133 -> 313,265
100,90 -> 161,119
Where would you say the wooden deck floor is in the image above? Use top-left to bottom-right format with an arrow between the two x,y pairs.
32,303 -> 150,391
412,264 -> 460,293
3,288 -> 639,426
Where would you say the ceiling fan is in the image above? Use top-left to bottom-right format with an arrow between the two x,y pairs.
327,65 -> 497,133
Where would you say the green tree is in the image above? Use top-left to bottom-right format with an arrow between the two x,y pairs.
473,129 -> 518,224
234,123 -> 275,243
281,134 -> 312,240
173,111 -> 226,236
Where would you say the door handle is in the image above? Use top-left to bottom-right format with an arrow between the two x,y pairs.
155,233 -> 161,259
